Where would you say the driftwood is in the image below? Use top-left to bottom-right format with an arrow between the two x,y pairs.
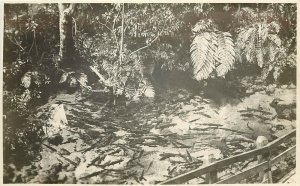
59,155 -> 77,166
43,143 -> 77,166
99,159 -> 124,168
87,155 -> 106,167
218,127 -> 252,135
80,170 -> 105,179
238,108 -> 272,115
43,143 -> 57,152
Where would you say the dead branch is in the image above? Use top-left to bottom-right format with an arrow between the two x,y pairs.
89,66 -> 112,87
43,143 -> 77,166
80,170 -> 105,179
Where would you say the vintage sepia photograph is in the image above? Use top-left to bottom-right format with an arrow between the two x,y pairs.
2,2 -> 297,184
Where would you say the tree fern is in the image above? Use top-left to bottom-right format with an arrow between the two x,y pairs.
190,20 -> 235,81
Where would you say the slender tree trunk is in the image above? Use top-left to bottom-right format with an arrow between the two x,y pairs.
119,3 -> 124,65
58,3 -> 76,68
112,3 -> 125,105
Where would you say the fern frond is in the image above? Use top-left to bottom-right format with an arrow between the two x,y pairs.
241,7 -> 256,18
268,42 -> 277,62
243,27 -> 256,43
190,32 -> 218,81
21,72 -> 32,88
261,66 -> 271,80
267,34 -> 282,47
260,24 -> 269,42
215,32 -> 235,76
245,30 -> 257,63
268,21 -> 280,34
256,49 -> 264,68
143,83 -> 155,98
235,7 -> 256,21
287,53 -> 296,67
124,86 -> 137,99
192,19 -> 215,33
101,60 -> 113,76
236,27 -> 256,51
273,66 -> 282,80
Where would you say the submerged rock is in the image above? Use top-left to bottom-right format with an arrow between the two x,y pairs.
270,98 -> 296,121
48,134 -> 64,146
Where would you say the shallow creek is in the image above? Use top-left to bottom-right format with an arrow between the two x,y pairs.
21,86 -> 295,184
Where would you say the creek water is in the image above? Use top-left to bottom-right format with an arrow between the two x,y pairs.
10,78 -> 296,184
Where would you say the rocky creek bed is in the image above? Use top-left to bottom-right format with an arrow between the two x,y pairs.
4,83 -> 296,184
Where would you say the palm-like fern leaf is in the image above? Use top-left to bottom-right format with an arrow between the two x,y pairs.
190,32 -> 218,81
191,31 -> 236,80
236,27 -> 256,63
215,32 -> 235,76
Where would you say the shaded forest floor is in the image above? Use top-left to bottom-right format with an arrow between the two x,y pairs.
4,79 -> 296,184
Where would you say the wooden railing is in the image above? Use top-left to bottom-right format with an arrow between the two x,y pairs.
159,129 -> 296,184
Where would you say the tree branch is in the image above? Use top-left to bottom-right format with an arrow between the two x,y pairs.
99,21 -> 113,32
129,32 -> 161,56
112,8 -> 120,31
6,36 -> 24,50
98,21 -> 119,49
129,22 -> 167,56
89,66 -> 112,87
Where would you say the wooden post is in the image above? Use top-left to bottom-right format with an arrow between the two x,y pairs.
205,154 -> 218,183
256,136 -> 273,183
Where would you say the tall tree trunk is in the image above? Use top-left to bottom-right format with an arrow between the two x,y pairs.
58,3 -> 76,68
112,3 -> 125,105
119,3 -> 124,65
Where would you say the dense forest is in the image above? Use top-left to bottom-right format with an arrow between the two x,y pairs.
3,3 -> 296,184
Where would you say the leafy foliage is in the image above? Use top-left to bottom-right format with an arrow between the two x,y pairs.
234,6 -> 295,81
190,19 -> 235,80
74,3 -> 206,99
3,4 -> 60,168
